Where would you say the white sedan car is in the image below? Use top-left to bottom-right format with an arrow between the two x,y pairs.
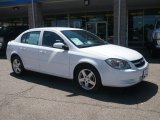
6,27 -> 148,92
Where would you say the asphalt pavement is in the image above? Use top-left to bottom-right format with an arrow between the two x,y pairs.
0,56 -> 160,120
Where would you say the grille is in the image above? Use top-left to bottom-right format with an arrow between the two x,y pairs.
131,58 -> 145,68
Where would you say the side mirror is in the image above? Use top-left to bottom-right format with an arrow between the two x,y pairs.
53,42 -> 69,50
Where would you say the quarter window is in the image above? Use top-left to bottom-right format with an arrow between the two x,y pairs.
42,31 -> 63,47
21,31 -> 40,45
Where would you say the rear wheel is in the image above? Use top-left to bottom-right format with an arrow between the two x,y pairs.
75,65 -> 101,92
11,56 -> 25,75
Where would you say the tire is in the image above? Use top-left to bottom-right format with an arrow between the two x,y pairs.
11,56 -> 25,75
74,65 -> 102,92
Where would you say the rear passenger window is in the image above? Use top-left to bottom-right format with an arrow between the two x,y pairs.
21,31 -> 40,45
42,31 -> 63,47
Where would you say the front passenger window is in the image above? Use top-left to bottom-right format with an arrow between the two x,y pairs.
42,31 -> 63,47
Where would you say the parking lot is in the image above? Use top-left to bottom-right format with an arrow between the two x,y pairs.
0,56 -> 160,120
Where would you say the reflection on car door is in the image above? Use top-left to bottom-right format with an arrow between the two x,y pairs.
39,31 -> 70,77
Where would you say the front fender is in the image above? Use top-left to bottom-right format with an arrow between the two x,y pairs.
69,57 -> 100,79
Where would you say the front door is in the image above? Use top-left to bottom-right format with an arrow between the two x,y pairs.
86,22 -> 107,40
39,47 -> 70,78
39,31 -> 70,78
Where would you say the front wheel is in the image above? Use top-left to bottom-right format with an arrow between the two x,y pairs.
74,65 -> 102,92
11,56 -> 25,75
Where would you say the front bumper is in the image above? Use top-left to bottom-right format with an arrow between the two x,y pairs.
99,60 -> 149,87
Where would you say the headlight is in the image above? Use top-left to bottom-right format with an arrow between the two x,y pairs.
105,58 -> 131,70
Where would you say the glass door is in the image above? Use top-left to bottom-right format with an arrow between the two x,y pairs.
97,22 -> 107,40
86,22 -> 107,40
86,22 -> 96,35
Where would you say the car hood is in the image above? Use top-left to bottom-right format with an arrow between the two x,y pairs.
80,44 -> 143,61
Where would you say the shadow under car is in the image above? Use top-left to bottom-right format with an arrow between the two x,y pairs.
10,71 -> 158,105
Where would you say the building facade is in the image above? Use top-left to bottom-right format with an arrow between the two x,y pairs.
0,0 -> 160,48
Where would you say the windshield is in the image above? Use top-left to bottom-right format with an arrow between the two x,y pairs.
61,30 -> 107,48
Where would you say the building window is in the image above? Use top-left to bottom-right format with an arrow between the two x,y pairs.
70,14 -> 86,29
144,9 -> 160,43
128,10 -> 144,47
56,15 -> 68,27
128,9 -> 160,48
43,12 -> 114,41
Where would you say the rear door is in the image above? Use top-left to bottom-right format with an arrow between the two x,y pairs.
18,31 -> 41,71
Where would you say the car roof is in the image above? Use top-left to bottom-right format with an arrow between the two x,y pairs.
28,27 -> 83,32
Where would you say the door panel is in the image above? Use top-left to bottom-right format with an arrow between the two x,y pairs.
39,47 -> 70,77
39,31 -> 70,78
18,31 -> 41,70
18,44 -> 40,70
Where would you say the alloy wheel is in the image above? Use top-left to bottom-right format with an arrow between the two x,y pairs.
78,69 -> 96,90
12,58 -> 22,74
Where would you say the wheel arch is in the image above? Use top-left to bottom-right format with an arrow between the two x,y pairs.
73,60 -> 102,91
73,60 -> 100,80
10,53 -> 21,62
